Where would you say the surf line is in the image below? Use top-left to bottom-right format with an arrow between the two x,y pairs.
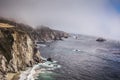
19,60 -> 61,80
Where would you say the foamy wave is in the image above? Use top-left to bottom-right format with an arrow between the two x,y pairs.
19,60 -> 61,80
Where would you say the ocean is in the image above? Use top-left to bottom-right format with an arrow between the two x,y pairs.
20,34 -> 120,80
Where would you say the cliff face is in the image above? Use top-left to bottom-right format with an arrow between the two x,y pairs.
0,27 -> 41,79
0,18 -> 69,79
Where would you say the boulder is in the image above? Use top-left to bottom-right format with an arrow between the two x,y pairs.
47,58 -> 53,62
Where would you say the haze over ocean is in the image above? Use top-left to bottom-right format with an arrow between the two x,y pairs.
0,0 -> 120,40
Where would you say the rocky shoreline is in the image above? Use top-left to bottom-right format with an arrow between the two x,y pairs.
0,18 -> 68,80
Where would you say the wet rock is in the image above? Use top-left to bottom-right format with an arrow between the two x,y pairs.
96,38 -> 106,42
63,33 -> 69,38
33,47 -> 41,63
47,58 -> 53,62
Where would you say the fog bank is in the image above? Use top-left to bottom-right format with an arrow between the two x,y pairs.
0,0 -> 120,40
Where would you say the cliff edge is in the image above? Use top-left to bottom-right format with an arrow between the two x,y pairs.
0,18 -> 69,80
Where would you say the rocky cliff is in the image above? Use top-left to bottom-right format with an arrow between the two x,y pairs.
0,18 -> 69,80
0,25 -> 41,80
35,26 -> 69,42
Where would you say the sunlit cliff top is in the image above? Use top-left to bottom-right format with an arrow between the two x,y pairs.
0,23 -> 14,28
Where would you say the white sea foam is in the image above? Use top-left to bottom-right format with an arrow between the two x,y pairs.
38,44 -> 47,47
27,64 -> 40,80
19,60 -> 61,80
73,35 -> 77,39
19,68 -> 31,80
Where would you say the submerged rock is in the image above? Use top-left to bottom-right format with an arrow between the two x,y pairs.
73,49 -> 81,52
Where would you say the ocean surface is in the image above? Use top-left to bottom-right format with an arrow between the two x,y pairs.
37,34 -> 120,80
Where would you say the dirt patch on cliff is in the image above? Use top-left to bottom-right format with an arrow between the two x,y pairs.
7,72 -> 20,80
0,23 -> 14,28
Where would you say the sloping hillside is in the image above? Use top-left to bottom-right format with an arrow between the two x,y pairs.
0,18 -> 69,42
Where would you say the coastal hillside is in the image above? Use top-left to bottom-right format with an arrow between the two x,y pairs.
0,18 -> 69,42
35,26 -> 69,41
0,18 -> 69,80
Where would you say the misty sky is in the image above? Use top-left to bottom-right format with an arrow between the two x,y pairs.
0,0 -> 120,40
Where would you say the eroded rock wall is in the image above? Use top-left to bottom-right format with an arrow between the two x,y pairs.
0,28 -> 41,79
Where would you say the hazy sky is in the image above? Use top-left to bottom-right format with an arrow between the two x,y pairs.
0,0 -> 120,40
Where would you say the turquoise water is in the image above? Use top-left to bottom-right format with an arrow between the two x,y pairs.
34,61 -> 61,80
36,71 -> 57,80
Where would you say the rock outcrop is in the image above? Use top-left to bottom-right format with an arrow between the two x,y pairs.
96,37 -> 106,42
0,26 -> 41,79
0,18 -> 69,79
